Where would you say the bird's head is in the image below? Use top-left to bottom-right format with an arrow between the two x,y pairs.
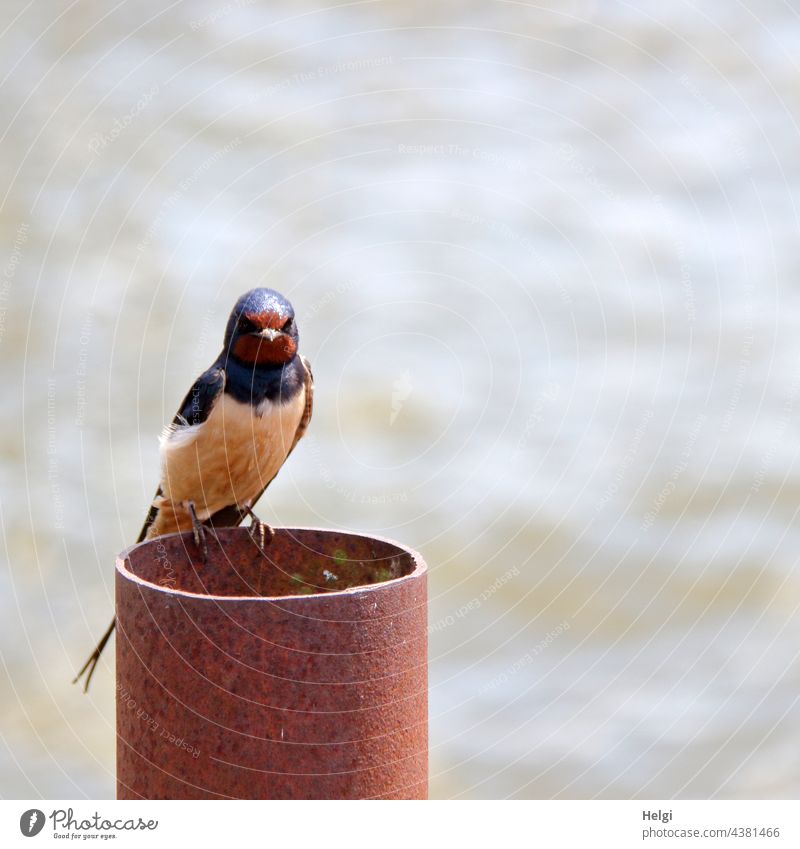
224,288 -> 299,367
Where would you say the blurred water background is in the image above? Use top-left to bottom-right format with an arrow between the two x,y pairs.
2,0 -> 800,799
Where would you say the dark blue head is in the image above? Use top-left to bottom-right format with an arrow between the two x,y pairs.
223,288 -> 299,367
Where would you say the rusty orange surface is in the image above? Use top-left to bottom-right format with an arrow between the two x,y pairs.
115,527 -> 427,799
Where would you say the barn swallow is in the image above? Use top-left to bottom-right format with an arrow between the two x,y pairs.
73,287 -> 313,691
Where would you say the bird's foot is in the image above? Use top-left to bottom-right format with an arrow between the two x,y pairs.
243,505 -> 275,550
184,501 -> 209,563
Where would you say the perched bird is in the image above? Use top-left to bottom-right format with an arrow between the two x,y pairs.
73,287 -> 313,691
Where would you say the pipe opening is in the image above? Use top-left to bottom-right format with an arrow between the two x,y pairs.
120,527 -> 419,600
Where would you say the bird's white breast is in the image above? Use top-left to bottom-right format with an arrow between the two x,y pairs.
153,389 -> 305,531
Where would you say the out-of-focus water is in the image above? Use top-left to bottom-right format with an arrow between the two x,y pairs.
2,0 -> 800,799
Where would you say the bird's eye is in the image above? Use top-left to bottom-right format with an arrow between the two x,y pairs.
282,317 -> 294,331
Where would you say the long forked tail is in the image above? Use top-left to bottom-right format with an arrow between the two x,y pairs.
73,498 -> 157,693
72,618 -> 116,693
72,490 -> 251,692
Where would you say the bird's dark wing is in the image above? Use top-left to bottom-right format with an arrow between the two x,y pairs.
171,365 -> 227,429
136,366 -> 226,542
289,355 -> 314,455
207,355 -> 314,529
136,492 -> 161,544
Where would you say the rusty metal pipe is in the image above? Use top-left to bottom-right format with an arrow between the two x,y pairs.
115,527 -> 427,799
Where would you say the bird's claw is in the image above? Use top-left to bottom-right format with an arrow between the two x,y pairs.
185,501 -> 209,563
244,506 -> 274,550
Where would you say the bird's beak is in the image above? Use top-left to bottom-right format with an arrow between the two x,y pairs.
256,328 -> 282,342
